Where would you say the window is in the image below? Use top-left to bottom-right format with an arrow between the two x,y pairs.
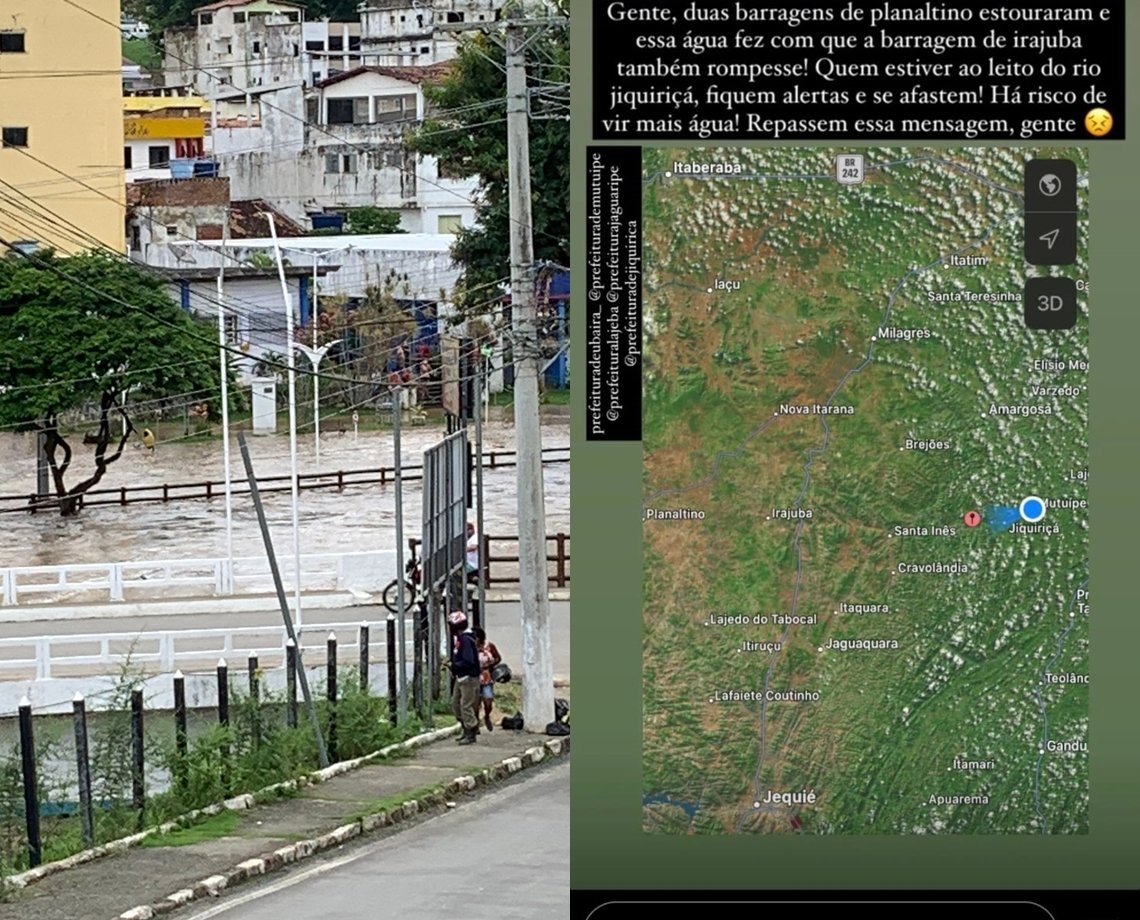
165,225 -> 178,235
328,35 -> 343,51
226,42 -> 232,54
400,153 -> 417,198
353,97 -> 370,124
2,127 -> 28,148
293,43 -> 299,56
420,46 -> 430,54
149,145 -> 170,168
130,226 -> 141,251
306,97 -> 319,123
287,12 -> 299,21
253,41 -> 261,54
325,153 -> 358,174
0,31 -> 26,53
437,214 -> 462,234
305,40 -> 323,51
326,98 -> 354,124
375,93 -> 416,123
446,12 -> 465,23
349,36 -> 361,51
124,147 -> 132,168
234,12 -> 246,23
199,13 -> 213,25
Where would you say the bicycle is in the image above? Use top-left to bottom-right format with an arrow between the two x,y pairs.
382,540 -> 421,613
382,539 -> 483,614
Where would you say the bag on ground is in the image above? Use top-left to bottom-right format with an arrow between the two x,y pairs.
545,720 -> 570,736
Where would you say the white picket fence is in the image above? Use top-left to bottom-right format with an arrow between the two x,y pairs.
0,619 -> 423,715
0,551 -> 394,607
0,620 -> 417,682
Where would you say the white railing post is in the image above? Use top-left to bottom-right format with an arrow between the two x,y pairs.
161,634 -> 175,673
2,569 -> 15,605
110,564 -> 124,602
37,639 -> 51,680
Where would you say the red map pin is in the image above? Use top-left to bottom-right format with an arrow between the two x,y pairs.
964,510 -> 982,527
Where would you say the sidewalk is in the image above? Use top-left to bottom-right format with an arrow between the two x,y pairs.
0,726 -> 569,920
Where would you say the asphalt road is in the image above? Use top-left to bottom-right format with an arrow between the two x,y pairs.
0,600 -> 570,682
181,759 -> 570,920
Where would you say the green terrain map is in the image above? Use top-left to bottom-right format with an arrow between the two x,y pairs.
641,146 -> 1089,835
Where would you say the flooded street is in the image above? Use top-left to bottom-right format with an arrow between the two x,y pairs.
0,419 -> 569,568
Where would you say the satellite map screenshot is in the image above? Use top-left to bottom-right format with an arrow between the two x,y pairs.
641,146 -> 1089,836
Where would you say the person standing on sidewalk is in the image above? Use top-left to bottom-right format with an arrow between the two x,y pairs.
447,611 -> 480,744
472,627 -> 501,732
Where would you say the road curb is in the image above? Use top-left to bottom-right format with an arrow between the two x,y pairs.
117,736 -> 570,920
2,724 -> 461,893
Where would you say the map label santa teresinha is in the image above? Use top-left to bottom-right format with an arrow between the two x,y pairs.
641,147 -> 1089,835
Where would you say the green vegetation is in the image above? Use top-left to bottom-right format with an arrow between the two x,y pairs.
0,251 -> 238,515
407,3 -> 569,313
121,38 -> 161,72
642,147 -> 1089,836
138,810 -> 241,848
0,661 -> 445,883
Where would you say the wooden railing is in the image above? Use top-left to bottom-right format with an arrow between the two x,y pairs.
1,447 -> 569,515
409,533 -> 570,589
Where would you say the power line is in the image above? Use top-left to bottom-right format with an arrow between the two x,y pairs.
58,0 -> 565,249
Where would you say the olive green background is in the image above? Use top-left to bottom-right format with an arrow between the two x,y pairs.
569,1 -> 1139,891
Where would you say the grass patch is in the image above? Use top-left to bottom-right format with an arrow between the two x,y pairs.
139,810 -> 241,848
347,783 -> 447,823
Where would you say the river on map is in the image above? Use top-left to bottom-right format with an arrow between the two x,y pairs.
0,419 -> 569,568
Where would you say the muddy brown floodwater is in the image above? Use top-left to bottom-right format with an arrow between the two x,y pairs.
0,419 -> 569,568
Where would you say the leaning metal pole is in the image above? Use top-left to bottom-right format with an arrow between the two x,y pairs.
267,214 -> 304,629
237,431 -> 328,768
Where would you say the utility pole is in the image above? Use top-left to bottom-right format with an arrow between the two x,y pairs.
505,11 -> 553,732
436,8 -> 564,731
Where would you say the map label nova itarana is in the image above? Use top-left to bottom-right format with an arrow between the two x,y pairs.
641,146 -> 1089,836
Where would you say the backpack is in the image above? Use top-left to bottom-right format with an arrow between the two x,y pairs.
501,711 -> 524,730
545,720 -> 570,736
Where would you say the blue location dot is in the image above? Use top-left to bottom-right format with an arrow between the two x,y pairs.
985,505 -> 1021,532
1019,496 -> 1046,523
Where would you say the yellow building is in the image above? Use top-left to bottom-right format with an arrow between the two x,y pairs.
0,1 -> 126,254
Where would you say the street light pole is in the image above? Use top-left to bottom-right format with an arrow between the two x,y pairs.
312,253 -> 320,468
216,217 -> 234,592
268,214 -> 304,629
293,341 -> 341,472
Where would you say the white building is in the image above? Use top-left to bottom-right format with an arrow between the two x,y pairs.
359,0 -> 505,65
164,0 -> 508,96
210,66 -> 477,234
163,0 -> 308,97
